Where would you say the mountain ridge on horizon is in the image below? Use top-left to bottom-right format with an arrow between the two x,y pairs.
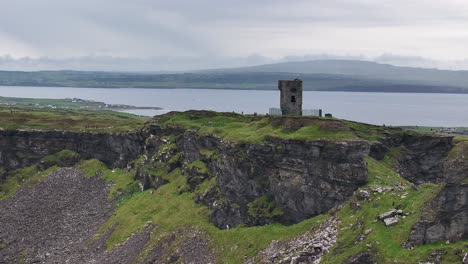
1,59 -> 468,93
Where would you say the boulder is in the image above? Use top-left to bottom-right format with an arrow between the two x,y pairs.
358,190 -> 370,200
377,209 -> 397,220
384,217 -> 399,226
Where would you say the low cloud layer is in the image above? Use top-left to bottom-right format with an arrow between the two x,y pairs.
1,0 -> 468,71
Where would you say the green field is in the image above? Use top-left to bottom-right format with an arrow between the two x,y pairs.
0,106 -> 149,132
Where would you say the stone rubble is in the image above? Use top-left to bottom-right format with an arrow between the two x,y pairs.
250,216 -> 339,264
370,186 -> 393,194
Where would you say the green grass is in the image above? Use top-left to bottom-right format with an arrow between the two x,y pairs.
344,120 -> 398,142
194,177 -> 217,197
187,160 -> 209,175
0,106 -> 148,132
448,141 -> 468,161
156,111 -> 364,144
247,195 -> 283,221
40,149 -> 80,168
79,159 -> 136,201
199,149 -> 218,159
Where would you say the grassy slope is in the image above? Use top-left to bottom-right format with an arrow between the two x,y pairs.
82,160 -> 327,263
322,150 -> 465,264
0,106 -> 149,132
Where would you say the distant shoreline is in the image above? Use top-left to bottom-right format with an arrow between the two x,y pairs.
0,96 -> 162,111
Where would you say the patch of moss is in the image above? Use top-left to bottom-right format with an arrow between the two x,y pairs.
0,243 -> 8,249
159,143 -> 177,152
188,160 -> 209,175
41,149 -> 80,168
79,159 -> 137,200
247,195 -> 283,221
199,149 -> 219,160
194,177 -> 217,197
448,141 -> 468,161
0,165 -> 59,200
168,152 -> 183,164
344,120 -> 401,142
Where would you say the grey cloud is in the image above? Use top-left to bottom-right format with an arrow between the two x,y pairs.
0,0 -> 467,70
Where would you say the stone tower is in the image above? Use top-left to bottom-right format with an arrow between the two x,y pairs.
278,79 -> 303,116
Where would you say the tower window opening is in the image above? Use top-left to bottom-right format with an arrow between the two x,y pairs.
291,96 -> 296,103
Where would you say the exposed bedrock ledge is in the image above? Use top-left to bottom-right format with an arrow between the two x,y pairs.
181,132 -> 370,228
0,130 -> 146,170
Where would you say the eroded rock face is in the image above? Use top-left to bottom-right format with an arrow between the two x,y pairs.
180,132 -> 370,228
406,150 -> 468,247
397,135 -> 454,184
370,134 -> 454,184
0,130 -> 145,170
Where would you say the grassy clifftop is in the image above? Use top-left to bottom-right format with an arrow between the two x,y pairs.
153,110 -> 402,143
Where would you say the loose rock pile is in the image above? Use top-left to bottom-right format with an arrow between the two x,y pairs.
377,209 -> 405,226
251,216 -> 339,264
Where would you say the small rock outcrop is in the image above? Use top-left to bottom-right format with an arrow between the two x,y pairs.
0,130 -> 145,171
378,209 -> 404,226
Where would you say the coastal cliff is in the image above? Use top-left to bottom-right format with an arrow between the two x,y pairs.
0,110 -> 466,263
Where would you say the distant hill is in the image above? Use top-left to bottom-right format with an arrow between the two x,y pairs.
198,60 -> 468,88
0,60 -> 467,93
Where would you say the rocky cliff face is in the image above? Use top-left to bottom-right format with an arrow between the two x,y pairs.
370,133 -> 454,184
0,130 -> 146,171
405,141 -> 468,247
144,126 -> 370,229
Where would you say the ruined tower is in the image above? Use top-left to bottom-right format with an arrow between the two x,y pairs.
278,79 -> 303,116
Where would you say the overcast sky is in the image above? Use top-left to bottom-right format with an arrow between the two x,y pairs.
1,0 -> 468,71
